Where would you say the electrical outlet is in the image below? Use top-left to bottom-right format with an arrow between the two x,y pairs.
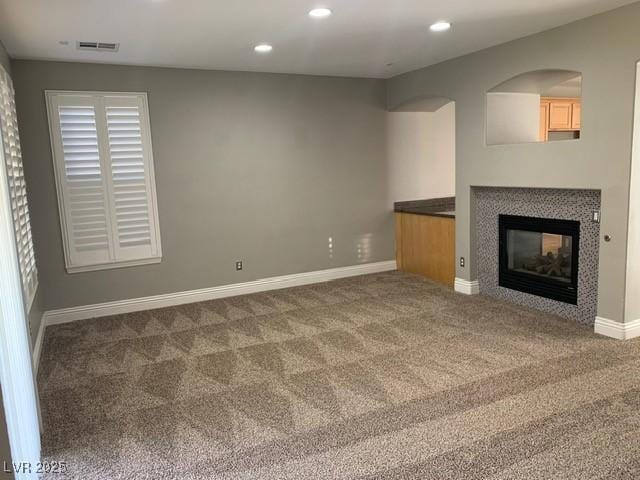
459,257 -> 465,267
235,261 -> 243,271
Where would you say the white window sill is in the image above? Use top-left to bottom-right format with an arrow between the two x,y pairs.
66,256 -> 162,274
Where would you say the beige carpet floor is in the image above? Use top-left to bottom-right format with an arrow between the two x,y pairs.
38,271 -> 640,479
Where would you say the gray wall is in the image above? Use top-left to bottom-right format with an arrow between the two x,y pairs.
387,2 -> 640,323
11,61 -> 393,310
28,288 -> 42,349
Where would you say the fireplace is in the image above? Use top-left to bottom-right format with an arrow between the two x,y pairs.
499,215 -> 580,305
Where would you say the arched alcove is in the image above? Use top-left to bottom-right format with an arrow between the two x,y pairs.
387,97 -> 456,203
486,69 -> 582,145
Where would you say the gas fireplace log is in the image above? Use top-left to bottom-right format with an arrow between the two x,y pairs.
522,253 -> 569,278
547,255 -> 564,277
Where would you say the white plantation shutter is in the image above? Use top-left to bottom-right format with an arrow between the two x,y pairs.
105,96 -> 160,260
46,92 -> 161,273
0,68 -> 38,309
56,101 -> 113,267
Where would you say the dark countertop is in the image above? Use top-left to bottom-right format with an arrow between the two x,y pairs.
394,196 -> 455,218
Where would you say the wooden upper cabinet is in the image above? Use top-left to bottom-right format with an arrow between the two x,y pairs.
571,102 -> 581,129
548,101 -> 573,130
539,102 -> 549,142
541,97 -> 581,134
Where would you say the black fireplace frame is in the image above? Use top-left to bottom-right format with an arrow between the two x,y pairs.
498,215 -> 580,305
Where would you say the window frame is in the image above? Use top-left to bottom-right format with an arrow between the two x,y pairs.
45,90 -> 162,274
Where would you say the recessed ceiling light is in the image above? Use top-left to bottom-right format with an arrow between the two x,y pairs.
309,7 -> 332,18
430,21 -> 451,32
254,44 -> 273,53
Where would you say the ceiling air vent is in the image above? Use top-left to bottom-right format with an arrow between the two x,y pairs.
77,41 -> 119,52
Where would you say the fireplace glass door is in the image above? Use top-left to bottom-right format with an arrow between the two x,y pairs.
506,230 -> 573,283
499,215 -> 580,304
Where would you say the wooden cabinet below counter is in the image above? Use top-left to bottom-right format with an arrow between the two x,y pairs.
395,212 -> 455,287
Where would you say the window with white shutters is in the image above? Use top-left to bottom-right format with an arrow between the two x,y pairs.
45,92 -> 161,273
0,67 -> 38,310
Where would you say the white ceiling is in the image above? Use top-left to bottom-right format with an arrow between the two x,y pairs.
0,0 -> 635,79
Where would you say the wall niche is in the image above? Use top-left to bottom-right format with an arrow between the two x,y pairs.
387,96 -> 456,204
486,69 -> 582,146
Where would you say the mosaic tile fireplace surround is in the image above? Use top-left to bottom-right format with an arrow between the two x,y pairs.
474,187 -> 601,325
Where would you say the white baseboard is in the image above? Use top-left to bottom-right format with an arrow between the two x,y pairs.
454,278 -> 480,295
42,260 -> 397,327
32,314 -> 45,375
594,316 -> 640,340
